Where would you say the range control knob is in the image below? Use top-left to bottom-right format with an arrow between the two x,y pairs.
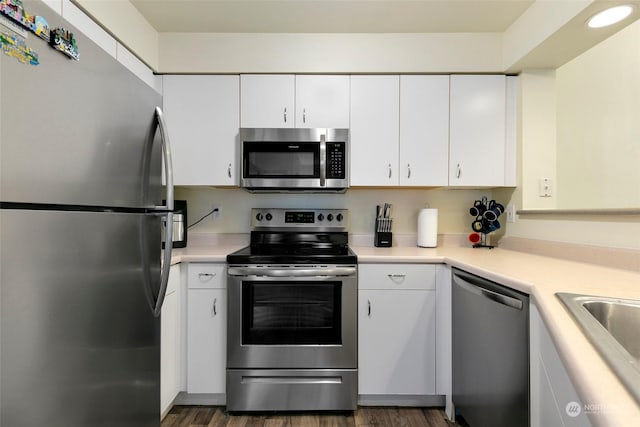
327,214 -> 334,222
256,213 -> 263,221
317,213 -> 325,221
265,213 -> 273,221
336,213 -> 344,222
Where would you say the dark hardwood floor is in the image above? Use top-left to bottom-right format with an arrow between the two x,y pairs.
162,406 -> 464,427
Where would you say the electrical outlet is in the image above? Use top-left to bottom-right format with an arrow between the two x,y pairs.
506,204 -> 516,223
211,205 -> 221,219
538,178 -> 553,197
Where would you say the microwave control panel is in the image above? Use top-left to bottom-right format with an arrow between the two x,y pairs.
327,142 -> 346,179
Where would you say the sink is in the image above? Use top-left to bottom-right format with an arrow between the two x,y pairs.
557,293 -> 640,403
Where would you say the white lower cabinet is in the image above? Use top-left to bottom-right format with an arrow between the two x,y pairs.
186,264 -> 227,395
435,265 -> 453,419
358,264 -> 437,399
530,304 -> 592,427
161,264 -> 182,416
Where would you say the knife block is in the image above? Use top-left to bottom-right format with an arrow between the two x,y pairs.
374,232 -> 392,247
374,218 -> 392,247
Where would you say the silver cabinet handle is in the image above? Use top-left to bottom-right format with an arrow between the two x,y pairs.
456,163 -> 461,179
388,164 -> 392,179
387,274 -> 406,284
212,298 -> 217,317
367,300 -> 371,318
199,272 -> 216,280
284,107 -> 287,123
303,108 -> 306,123
227,163 -> 232,178
407,164 -> 411,179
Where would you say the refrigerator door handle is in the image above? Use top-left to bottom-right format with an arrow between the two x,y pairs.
141,107 -> 174,317
154,106 -> 174,316
154,211 -> 173,316
155,106 -> 174,212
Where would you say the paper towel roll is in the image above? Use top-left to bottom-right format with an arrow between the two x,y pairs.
417,208 -> 438,248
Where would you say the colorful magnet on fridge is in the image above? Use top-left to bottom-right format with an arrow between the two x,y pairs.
33,15 -> 50,42
1,29 -> 38,65
50,27 -> 79,60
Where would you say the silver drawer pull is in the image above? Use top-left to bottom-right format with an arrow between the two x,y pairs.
387,274 -> 406,283
212,298 -> 217,316
199,272 -> 216,281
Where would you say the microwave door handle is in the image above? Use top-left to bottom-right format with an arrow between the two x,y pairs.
320,134 -> 326,187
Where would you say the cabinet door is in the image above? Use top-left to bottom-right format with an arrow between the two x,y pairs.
187,289 -> 226,394
161,264 -> 182,415
350,76 -> 400,186
358,289 -> 436,395
530,305 -> 591,427
240,74 -> 295,128
399,75 -> 450,186
295,75 -> 350,128
449,75 -> 506,186
163,75 -> 239,185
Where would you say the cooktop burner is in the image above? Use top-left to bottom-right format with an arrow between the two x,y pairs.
226,208 -> 357,265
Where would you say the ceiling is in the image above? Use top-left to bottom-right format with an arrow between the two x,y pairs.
130,0 -> 536,33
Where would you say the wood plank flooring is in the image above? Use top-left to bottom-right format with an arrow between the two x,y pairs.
162,406 -> 465,427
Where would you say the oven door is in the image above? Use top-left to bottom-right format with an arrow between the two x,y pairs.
227,265 -> 357,369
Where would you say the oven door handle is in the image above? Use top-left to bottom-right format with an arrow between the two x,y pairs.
228,266 -> 357,278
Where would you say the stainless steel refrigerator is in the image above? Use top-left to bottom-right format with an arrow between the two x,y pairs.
0,1 -> 174,425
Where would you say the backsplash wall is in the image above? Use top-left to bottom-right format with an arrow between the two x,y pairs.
175,187 -> 495,236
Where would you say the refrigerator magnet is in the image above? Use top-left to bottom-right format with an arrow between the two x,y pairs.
50,27 -> 79,61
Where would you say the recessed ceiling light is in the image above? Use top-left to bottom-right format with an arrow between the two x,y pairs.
587,4 -> 634,28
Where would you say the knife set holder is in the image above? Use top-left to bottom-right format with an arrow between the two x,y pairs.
374,218 -> 393,247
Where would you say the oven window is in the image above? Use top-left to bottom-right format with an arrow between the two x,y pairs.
242,281 -> 341,345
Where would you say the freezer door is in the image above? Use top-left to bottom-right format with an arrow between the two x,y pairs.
0,0 -> 163,208
0,209 -> 162,426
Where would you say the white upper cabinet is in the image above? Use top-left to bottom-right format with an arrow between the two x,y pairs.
399,75 -> 450,186
449,75 -> 506,186
240,75 -> 349,128
350,75 -> 400,186
295,75 -> 350,128
163,75 -> 240,186
240,74 -> 295,128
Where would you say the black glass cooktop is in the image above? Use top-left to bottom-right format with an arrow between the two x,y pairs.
227,231 -> 357,265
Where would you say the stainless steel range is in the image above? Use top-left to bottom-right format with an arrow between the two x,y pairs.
226,208 -> 357,412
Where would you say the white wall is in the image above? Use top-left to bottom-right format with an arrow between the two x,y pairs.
520,70 -> 556,209
158,32 -> 503,74
73,0 -> 159,69
499,23 -> 640,250
176,187 -> 495,237
555,19 -> 640,209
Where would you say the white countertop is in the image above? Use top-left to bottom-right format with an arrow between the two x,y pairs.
169,241 -> 640,426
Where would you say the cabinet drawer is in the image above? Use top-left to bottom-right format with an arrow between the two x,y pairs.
358,264 -> 436,290
188,263 -> 226,289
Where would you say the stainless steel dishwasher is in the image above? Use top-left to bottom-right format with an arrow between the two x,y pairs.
452,268 -> 529,427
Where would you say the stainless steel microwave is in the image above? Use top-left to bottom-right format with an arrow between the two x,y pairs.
240,128 -> 349,193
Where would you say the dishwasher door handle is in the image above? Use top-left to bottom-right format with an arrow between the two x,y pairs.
453,274 -> 523,310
